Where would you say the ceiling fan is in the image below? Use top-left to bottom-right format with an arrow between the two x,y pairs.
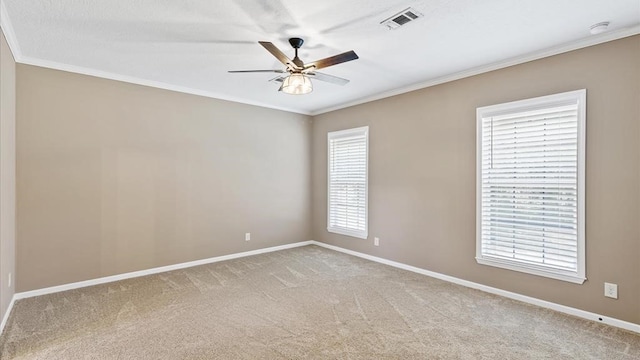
229,38 -> 359,95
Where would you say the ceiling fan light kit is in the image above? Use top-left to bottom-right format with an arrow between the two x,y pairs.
229,37 -> 358,95
282,74 -> 313,95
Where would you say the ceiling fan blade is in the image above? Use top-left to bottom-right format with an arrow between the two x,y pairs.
269,76 -> 287,83
258,41 -> 300,70
305,72 -> 350,86
228,70 -> 286,73
305,50 -> 359,70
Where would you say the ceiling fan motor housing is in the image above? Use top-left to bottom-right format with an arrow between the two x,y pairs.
288,38 -> 304,49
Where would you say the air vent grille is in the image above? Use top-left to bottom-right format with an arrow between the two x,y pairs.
405,11 -> 419,20
392,15 -> 412,26
381,7 -> 423,30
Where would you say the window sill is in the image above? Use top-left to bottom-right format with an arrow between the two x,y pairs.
476,256 -> 586,284
327,227 -> 368,240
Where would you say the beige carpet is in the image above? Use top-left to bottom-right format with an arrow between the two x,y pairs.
0,245 -> 638,359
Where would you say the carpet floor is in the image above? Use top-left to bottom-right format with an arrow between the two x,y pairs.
0,245 -> 638,359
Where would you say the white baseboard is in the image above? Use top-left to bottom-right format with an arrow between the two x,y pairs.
4,240 -> 638,336
2,241 -> 312,335
0,295 -> 16,336
310,241 -> 640,334
14,241 -> 313,300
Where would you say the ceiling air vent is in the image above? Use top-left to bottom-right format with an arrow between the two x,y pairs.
381,7 -> 423,30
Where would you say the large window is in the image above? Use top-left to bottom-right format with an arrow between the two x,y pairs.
476,90 -> 586,284
328,126 -> 368,239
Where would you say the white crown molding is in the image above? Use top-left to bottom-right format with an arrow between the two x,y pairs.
0,1 -> 310,116
311,25 -> 640,115
17,56 -> 312,116
2,2 -> 638,116
311,241 -> 640,334
0,0 -> 20,57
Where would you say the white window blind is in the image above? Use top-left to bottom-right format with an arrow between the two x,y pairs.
327,126 -> 368,239
476,90 -> 586,284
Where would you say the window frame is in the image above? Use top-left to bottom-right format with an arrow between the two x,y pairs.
476,89 -> 586,284
327,126 -> 369,239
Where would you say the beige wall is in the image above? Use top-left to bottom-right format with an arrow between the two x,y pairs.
9,33 -> 640,325
0,30 -> 17,323
312,36 -> 640,324
16,65 -> 312,292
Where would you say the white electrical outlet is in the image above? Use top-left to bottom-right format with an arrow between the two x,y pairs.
8,273 -> 11,288
604,282 -> 618,299
245,233 -> 251,241
374,237 -> 380,246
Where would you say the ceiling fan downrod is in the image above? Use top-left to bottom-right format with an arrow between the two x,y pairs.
289,38 -> 305,68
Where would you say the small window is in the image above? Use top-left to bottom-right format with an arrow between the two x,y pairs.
327,126 -> 369,239
476,90 -> 586,284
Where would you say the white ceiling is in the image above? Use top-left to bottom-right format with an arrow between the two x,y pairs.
1,0 -> 639,115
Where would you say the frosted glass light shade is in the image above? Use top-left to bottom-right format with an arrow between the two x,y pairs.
282,74 -> 313,95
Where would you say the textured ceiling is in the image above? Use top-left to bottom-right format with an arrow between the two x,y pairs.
1,0 -> 639,114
